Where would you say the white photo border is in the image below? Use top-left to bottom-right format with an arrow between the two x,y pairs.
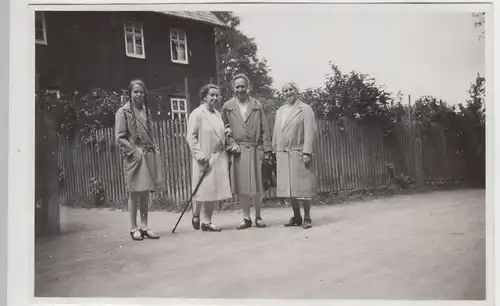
7,1 -> 496,306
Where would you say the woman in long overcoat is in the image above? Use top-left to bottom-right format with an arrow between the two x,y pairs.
115,79 -> 165,240
186,84 -> 240,232
272,82 -> 317,229
221,73 -> 272,230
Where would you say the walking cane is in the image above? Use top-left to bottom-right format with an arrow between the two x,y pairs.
171,164 -> 211,234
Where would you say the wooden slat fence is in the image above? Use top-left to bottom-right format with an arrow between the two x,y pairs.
56,118 -> 466,206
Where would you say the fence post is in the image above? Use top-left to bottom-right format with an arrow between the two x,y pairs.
413,122 -> 425,186
35,108 -> 61,237
408,94 -> 424,186
184,77 -> 191,113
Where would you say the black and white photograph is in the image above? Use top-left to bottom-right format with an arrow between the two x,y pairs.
22,2 -> 491,304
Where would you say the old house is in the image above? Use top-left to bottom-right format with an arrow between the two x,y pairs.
35,10 -> 226,120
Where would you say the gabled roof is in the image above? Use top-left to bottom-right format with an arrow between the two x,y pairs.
157,11 -> 227,28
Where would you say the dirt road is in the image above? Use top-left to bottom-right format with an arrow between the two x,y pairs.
35,189 -> 486,300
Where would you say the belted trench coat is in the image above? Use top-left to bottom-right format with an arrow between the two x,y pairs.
221,97 -> 272,196
115,102 -> 165,192
272,100 -> 317,198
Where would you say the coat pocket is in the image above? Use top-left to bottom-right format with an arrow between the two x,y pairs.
125,148 -> 143,171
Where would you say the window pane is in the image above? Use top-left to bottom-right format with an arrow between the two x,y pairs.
136,45 -> 143,55
179,44 -> 186,61
126,33 -> 134,43
35,12 -> 43,24
127,42 -> 134,54
172,100 -> 178,110
171,42 -> 178,60
36,29 -> 44,41
35,19 -> 43,31
170,30 -> 178,40
179,101 -> 185,111
35,13 -> 44,39
125,23 -> 133,32
134,26 -> 142,35
134,36 -> 142,46
178,31 -> 186,41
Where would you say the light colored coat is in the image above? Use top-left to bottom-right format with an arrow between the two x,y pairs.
272,100 -> 317,198
115,102 -> 165,192
221,97 -> 272,196
186,105 -> 235,202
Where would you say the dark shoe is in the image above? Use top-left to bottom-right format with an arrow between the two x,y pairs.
236,218 -> 252,230
302,217 -> 312,229
284,216 -> 303,227
130,229 -> 143,241
255,217 -> 266,228
201,223 -> 222,232
192,216 -> 200,230
140,229 -> 160,239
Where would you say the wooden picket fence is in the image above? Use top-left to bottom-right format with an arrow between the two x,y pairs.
56,118 -> 466,206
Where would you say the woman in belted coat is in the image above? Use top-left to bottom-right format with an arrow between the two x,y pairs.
272,82 -> 317,229
221,73 -> 273,230
186,84 -> 240,232
115,79 -> 165,240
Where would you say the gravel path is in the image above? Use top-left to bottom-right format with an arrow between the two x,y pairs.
35,189 -> 486,300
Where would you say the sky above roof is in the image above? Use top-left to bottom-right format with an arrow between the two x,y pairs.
235,10 -> 485,104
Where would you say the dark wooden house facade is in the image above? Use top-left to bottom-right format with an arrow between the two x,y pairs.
35,10 -> 225,120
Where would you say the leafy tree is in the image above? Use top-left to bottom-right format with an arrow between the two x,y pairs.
460,74 -> 485,186
313,63 -> 392,118
298,62 -> 400,135
460,73 -> 485,125
300,87 -> 330,116
37,88 -> 123,142
412,95 -> 457,130
212,12 -> 275,105
410,74 -> 485,187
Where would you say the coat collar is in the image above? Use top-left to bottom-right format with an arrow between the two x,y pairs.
121,102 -> 154,143
198,103 -> 221,116
198,105 -> 225,145
122,102 -> 149,131
281,99 -> 304,131
122,101 -> 145,112
122,101 -> 147,115
226,96 -> 261,124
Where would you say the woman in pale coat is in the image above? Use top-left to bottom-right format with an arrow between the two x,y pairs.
115,79 -> 165,241
272,82 -> 317,229
186,84 -> 240,232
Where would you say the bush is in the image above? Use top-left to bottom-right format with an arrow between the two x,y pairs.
38,88 -> 123,142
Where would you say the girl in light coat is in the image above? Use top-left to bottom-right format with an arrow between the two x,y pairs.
115,79 -> 165,240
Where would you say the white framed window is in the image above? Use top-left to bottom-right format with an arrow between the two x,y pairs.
170,98 -> 187,119
124,21 -> 145,59
170,29 -> 188,64
35,12 -> 47,45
